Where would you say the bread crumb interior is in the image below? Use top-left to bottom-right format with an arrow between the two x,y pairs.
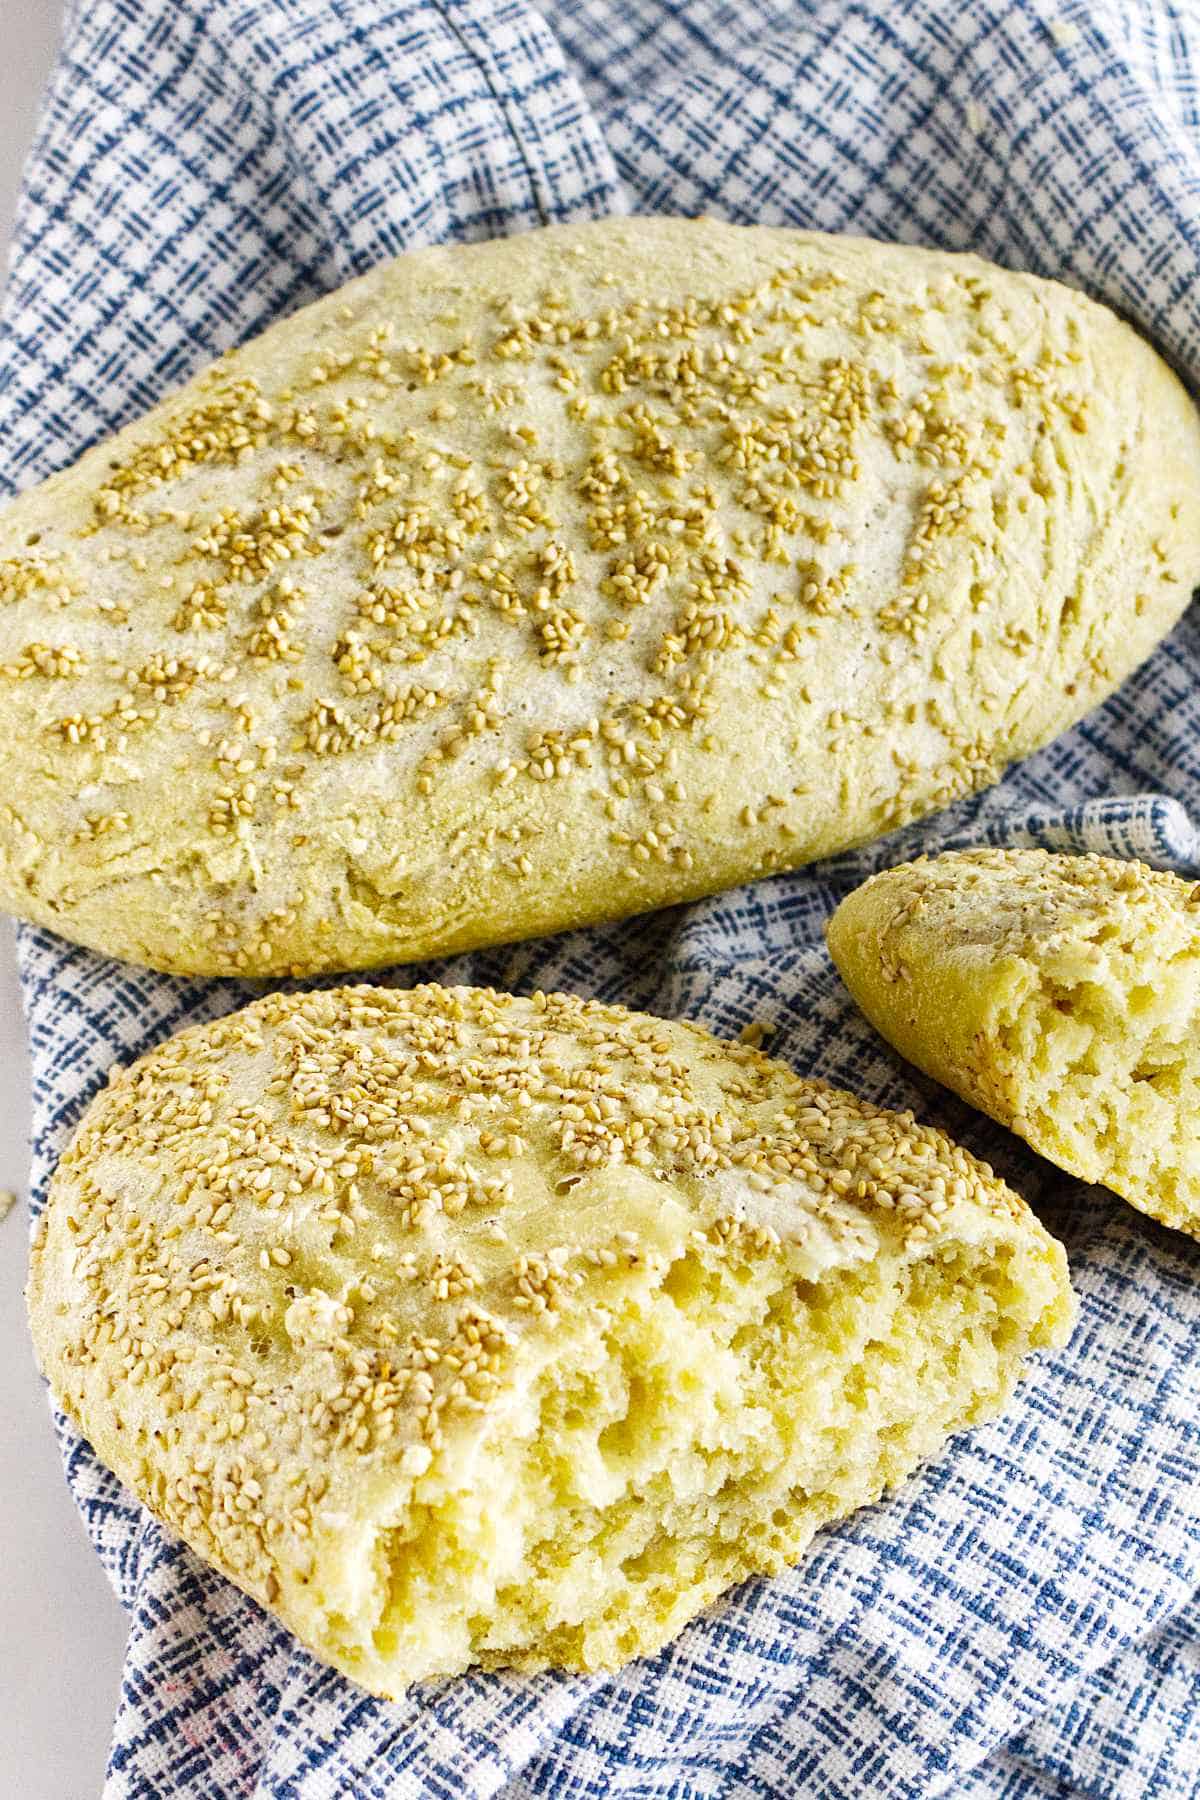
996,920 -> 1200,1234
325,1233 -> 1064,1691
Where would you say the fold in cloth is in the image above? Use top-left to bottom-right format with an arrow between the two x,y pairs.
5,1 -> 1200,1793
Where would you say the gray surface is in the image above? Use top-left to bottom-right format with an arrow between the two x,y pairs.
0,5 -> 130,1795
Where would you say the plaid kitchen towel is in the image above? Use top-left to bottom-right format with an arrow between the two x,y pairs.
7,0 -> 1200,1793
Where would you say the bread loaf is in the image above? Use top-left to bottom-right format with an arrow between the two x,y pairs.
28,982 -> 1072,1695
828,847 -> 1200,1240
1,217 -> 1197,975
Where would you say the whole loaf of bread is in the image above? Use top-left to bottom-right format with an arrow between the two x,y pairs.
1,217 -> 1197,975
28,982 -> 1072,1694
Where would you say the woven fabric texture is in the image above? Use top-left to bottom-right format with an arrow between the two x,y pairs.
5,1 -> 1200,1794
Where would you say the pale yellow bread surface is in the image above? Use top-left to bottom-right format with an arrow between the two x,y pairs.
28,982 -> 1072,1696
0,217 -> 1198,974
828,848 -> 1200,1240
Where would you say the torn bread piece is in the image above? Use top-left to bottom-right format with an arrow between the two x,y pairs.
828,847 -> 1200,1239
28,983 -> 1072,1697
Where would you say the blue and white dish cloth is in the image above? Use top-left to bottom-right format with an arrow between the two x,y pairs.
6,1 -> 1200,1793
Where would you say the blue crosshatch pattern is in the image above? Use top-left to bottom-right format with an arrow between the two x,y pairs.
4,0 -> 1200,1793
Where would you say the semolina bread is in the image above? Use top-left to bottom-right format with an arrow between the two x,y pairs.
0,217 -> 1198,975
827,848 -> 1200,1240
28,982 -> 1072,1696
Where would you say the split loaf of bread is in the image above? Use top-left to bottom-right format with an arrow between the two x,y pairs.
28,982 -> 1072,1694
